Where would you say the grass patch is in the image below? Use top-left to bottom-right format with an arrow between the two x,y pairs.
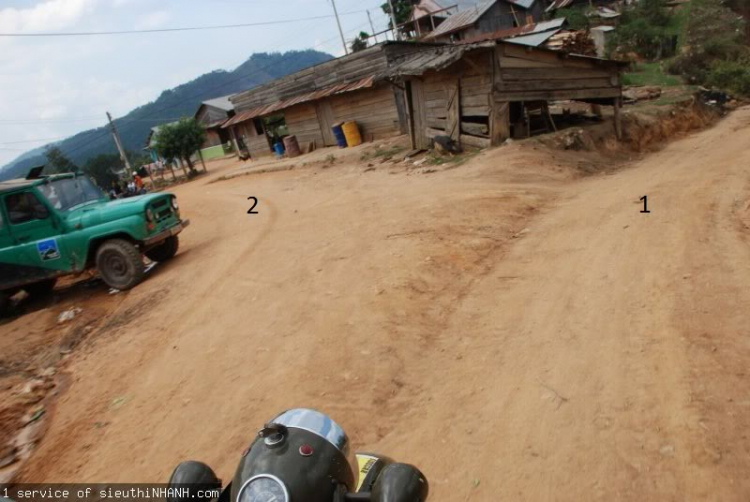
360,145 -> 406,162
623,62 -> 683,86
426,150 -> 480,168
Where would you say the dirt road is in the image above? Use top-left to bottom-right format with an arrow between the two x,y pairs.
7,107 -> 750,500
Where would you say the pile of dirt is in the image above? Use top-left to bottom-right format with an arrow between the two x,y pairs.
535,96 -> 722,174
0,276 -> 126,483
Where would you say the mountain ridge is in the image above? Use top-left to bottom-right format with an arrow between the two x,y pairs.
0,49 -> 334,181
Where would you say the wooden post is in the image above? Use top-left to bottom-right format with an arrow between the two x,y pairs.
509,5 -> 520,27
490,99 -> 510,146
614,97 -> 623,140
445,79 -> 460,143
229,127 -> 241,156
198,150 -> 208,172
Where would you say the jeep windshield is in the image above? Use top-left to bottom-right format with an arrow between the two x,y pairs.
39,177 -> 106,212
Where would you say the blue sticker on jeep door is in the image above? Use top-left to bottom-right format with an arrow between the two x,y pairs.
37,238 -> 61,261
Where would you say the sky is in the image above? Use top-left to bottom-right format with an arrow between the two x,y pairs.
0,0 -> 393,166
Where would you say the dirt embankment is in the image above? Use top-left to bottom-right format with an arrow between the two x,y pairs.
538,98 -> 723,171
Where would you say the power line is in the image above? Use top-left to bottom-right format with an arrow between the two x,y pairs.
0,117 -> 183,126
0,10 -> 373,37
3,9 -> 391,161
0,137 -> 67,145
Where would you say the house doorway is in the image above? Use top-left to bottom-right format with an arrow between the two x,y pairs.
315,99 -> 337,146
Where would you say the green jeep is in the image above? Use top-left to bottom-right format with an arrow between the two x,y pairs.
0,170 -> 189,315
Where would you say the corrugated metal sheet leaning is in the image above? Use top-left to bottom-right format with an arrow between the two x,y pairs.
422,0 -> 497,39
459,17 -> 565,44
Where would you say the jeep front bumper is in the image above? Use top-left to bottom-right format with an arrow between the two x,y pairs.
143,219 -> 190,247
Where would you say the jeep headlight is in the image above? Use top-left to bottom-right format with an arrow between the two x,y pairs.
146,208 -> 155,222
171,197 -> 179,210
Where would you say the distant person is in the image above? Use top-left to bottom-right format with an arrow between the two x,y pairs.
110,180 -> 122,199
133,172 -> 146,194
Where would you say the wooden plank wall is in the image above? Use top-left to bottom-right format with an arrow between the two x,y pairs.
329,85 -> 401,140
495,44 -> 621,102
419,52 -> 494,147
237,121 -> 272,158
285,103 -> 325,148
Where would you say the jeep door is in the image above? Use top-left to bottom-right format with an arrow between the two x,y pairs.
0,203 -> 17,290
1,190 -> 68,289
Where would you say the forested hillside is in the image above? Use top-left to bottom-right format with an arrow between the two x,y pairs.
0,50 -> 333,181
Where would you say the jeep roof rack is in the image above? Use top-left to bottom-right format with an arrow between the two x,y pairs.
26,165 -> 46,180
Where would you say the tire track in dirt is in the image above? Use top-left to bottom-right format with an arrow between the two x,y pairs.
374,107 -> 750,501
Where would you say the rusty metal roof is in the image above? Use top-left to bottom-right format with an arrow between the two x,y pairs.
222,76 -> 377,128
385,42 -> 494,76
459,17 -> 566,44
423,0 -> 496,39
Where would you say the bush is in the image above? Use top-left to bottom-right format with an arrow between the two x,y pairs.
607,0 -> 678,60
668,0 -> 750,94
706,60 -> 750,95
555,6 -> 590,30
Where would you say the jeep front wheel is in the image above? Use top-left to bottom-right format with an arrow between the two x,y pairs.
145,236 -> 179,262
95,239 -> 145,290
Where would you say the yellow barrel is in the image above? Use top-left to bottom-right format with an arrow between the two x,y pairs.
342,121 -> 362,147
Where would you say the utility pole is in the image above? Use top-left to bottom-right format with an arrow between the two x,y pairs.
367,10 -> 379,43
106,112 -> 133,175
330,0 -> 349,55
387,0 -> 400,41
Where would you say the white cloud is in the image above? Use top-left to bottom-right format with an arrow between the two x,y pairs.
0,0 -> 98,33
135,10 -> 170,30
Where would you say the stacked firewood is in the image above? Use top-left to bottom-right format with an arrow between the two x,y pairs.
560,30 -> 598,57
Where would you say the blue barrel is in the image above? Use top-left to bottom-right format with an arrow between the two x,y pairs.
273,141 -> 286,157
332,123 -> 348,148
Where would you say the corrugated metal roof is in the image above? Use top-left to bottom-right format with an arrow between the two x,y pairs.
410,0 -> 450,20
594,7 -> 621,18
507,0 -> 536,9
223,76 -> 377,128
546,0 -> 573,11
505,29 -> 561,46
386,42 -> 494,76
202,95 -> 235,112
459,17 -> 565,44
423,0 -> 496,39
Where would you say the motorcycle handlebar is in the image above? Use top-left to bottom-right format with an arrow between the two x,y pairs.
344,494 -> 370,501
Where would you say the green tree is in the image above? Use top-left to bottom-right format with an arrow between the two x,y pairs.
607,0 -> 676,60
555,6 -> 590,30
724,0 -> 750,41
381,0 -> 414,29
152,118 -> 207,174
351,31 -> 370,52
84,153 -> 122,188
668,0 -> 749,94
44,146 -> 78,174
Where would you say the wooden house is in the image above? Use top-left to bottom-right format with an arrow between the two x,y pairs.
422,0 -> 547,43
389,40 -> 626,149
222,42 -> 431,159
195,95 -> 235,149
222,40 -> 625,159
